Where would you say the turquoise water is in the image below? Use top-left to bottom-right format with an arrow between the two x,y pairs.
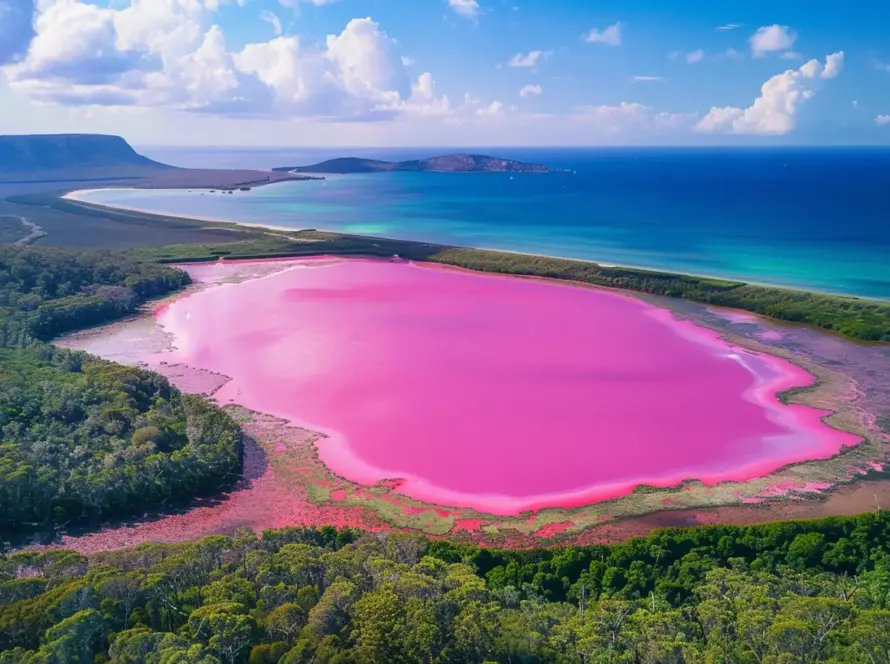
80,148 -> 890,298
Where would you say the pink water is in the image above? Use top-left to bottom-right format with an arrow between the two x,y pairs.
157,258 -> 859,515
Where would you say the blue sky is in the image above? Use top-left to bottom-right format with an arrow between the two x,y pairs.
0,0 -> 888,145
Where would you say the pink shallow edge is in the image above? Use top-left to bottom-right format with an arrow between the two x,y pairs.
164,257 -> 861,517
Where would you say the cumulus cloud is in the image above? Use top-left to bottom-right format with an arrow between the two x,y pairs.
750,25 -> 796,57
325,18 -> 409,107
519,84 -> 541,97
584,22 -> 621,46
509,50 -> 549,68
391,72 -> 453,117
822,51 -> 844,79
0,0 -> 36,64
2,2 -> 496,122
696,52 -> 844,135
448,0 -> 480,19
876,115 -> 890,126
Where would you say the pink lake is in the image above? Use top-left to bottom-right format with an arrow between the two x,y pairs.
157,258 -> 859,515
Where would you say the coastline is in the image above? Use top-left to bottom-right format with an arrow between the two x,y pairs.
62,187 -> 302,234
63,186 -> 888,302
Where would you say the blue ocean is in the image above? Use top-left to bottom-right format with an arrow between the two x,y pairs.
83,147 -> 890,299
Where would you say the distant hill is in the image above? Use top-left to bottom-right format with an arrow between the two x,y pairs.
273,154 -> 550,174
0,134 -> 173,180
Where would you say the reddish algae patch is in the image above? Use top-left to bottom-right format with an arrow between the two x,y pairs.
155,258 -> 860,517
452,519 -> 488,533
534,521 -> 575,538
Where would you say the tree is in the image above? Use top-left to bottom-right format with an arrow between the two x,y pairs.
264,603 -> 307,645
186,603 -> 256,664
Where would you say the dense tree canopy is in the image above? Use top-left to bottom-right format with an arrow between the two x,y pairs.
0,246 -> 241,533
0,245 -> 190,347
0,346 -> 242,531
3,513 -> 890,663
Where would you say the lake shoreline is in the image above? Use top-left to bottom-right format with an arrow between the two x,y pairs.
36,255 -> 885,552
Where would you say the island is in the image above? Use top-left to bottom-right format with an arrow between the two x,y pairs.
272,153 -> 550,174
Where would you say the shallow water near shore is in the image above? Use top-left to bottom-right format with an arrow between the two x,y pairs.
80,147 -> 890,298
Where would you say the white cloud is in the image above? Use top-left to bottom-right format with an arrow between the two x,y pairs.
584,22 -> 621,46
696,52 -> 844,135
448,0 -> 480,19
394,72 -> 453,116
401,55 -> 415,66
852,100 -> 858,108
509,50 -> 549,68
822,51 -> 844,79
324,17 -> 408,108
259,10 -> 283,37
750,25 -> 796,57
876,115 -> 890,126
685,49 -> 705,64
476,100 -> 504,116
631,75 -> 663,82
779,51 -> 801,60
519,83 -> 541,97
4,3 -> 502,122
716,23 -> 740,31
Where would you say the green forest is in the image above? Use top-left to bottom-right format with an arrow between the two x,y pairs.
0,245 -> 190,347
3,513 -> 890,663
0,246 -> 242,532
